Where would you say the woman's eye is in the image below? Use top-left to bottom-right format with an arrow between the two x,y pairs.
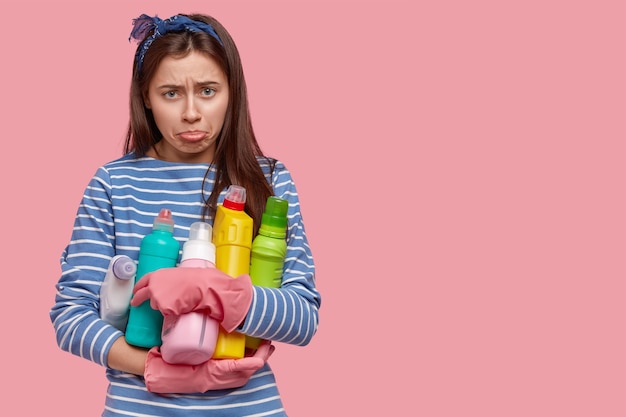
164,91 -> 178,98
202,88 -> 216,97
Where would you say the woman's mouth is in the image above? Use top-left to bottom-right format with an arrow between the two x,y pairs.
178,131 -> 207,142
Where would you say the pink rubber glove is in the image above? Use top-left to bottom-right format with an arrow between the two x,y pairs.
144,342 -> 275,393
131,267 -> 253,332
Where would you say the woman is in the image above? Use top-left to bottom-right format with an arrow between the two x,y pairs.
50,13 -> 320,416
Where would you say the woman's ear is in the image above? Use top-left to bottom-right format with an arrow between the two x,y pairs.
143,93 -> 151,109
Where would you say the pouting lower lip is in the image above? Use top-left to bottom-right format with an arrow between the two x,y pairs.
178,131 -> 207,140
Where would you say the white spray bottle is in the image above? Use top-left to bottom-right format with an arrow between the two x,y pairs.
99,255 -> 137,331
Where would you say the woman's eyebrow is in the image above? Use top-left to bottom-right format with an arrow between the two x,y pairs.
156,81 -> 221,89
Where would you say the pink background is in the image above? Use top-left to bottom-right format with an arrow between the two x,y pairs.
1,0 -> 625,415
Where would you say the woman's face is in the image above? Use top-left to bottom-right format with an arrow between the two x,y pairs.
145,51 -> 229,163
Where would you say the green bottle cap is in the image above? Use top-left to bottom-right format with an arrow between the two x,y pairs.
259,196 -> 288,238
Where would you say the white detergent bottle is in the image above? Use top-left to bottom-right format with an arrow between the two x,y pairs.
160,222 -> 220,364
100,255 -> 137,331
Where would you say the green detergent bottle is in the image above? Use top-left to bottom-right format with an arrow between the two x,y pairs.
125,208 -> 180,348
246,196 -> 289,349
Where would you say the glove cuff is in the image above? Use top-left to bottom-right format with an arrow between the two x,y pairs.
219,274 -> 254,332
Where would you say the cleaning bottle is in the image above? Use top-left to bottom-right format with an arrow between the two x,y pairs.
160,221 -> 220,364
246,196 -> 289,349
99,254 -> 137,331
212,185 -> 253,359
125,208 -> 180,348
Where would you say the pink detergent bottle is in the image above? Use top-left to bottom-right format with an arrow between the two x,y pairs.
160,222 -> 219,365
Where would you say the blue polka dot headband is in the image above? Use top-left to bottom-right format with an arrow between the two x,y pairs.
129,14 -> 224,74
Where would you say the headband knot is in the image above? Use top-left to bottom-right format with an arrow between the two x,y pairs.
129,14 -> 224,74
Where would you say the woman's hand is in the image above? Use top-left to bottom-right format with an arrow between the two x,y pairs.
131,267 -> 253,332
144,341 -> 275,393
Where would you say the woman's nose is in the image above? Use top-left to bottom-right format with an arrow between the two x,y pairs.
182,98 -> 201,122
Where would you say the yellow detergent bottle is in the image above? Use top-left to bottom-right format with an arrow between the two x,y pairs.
212,185 -> 253,359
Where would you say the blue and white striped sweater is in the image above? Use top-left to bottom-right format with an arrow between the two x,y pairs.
50,153 -> 320,416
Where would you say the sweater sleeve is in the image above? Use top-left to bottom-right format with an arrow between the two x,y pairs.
239,161 -> 321,346
49,166 -> 124,367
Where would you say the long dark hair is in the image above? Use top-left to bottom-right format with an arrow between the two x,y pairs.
124,14 -> 275,234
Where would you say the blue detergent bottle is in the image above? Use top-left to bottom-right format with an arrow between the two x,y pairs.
125,209 -> 180,348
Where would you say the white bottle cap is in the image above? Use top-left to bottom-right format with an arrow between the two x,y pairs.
112,256 -> 137,280
181,222 -> 216,263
